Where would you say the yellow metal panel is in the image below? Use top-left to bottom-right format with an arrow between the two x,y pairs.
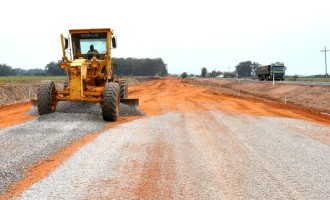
56,96 -> 102,103
69,28 -> 112,34
83,91 -> 101,96
69,59 -> 86,100
56,90 -> 70,95
68,59 -> 83,100
81,64 -> 87,80
70,68 -> 81,100
71,59 -> 85,67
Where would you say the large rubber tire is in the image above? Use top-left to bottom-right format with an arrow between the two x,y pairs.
120,80 -> 128,99
102,82 -> 120,121
37,80 -> 56,115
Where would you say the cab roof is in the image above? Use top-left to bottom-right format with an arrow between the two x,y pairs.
69,28 -> 113,34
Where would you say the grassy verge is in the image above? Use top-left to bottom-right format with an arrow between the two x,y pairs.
285,77 -> 330,82
0,76 -> 65,82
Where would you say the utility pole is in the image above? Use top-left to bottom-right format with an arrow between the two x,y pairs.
321,46 -> 330,79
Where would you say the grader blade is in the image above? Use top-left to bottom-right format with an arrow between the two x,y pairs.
120,98 -> 139,109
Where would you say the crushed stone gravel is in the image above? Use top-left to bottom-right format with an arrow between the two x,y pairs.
29,101 -> 143,117
0,101 -> 143,195
14,111 -> 330,199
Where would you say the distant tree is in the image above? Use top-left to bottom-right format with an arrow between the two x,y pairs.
45,61 -> 65,76
211,70 -> 217,78
292,74 -> 299,81
216,71 -> 222,76
1,63 -> 61,76
235,61 -> 253,77
13,68 -> 27,76
112,60 -> 119,75
27,68 -> 46,76
223,72 -> 236,78
201,67 -> 207,77
112,57 -> 168,77
0,63 -> 15,76
251,62 -> 260,77
181,72 -> 188,78
312,74 -> 329,78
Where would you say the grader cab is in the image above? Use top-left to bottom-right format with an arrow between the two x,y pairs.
36,28 -> 138,121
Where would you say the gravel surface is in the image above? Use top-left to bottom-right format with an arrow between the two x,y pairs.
0,101 -> 143,196
29,101 -> 143,117
15,111 -> 330,199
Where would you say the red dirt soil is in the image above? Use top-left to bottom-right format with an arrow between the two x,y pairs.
1,77 -> 330,199
0,102 -> 36,129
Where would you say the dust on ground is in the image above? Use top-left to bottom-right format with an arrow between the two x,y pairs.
184,78 -> 330,114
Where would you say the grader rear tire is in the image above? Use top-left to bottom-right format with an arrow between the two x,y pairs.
102,82 -> 120,121
37,80 -> 56,115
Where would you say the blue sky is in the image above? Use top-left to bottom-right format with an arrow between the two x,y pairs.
1,0 -> 330,76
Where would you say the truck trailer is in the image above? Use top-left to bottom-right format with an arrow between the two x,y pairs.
256,62 -> 286,81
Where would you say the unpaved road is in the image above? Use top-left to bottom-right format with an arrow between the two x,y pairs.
1,78 -> 330,199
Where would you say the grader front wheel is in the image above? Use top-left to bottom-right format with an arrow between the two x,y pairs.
102,82 -> 120,121
37,80 -> 57,115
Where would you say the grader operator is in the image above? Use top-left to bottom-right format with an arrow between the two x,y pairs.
36,28 -> 137,121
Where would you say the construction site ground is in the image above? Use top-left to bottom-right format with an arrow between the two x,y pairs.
1,77 -> 330,199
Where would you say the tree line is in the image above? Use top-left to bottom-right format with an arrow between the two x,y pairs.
0,62 -> 65,76
0,57 -> 168,77
182,61 -> 261,78
113,57 -> 168,77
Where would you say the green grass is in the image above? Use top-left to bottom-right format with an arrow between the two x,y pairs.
285,77 -> 330,82
0,76 -> 66,82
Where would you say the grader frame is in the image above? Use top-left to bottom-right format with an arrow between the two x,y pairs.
36,28 -> 137,121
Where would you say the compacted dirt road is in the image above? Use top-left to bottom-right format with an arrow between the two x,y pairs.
1,78 -> 330,199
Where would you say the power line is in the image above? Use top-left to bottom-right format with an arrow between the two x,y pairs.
320,46 -> 330,79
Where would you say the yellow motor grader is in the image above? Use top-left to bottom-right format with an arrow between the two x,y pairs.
37,28 -> 138,121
